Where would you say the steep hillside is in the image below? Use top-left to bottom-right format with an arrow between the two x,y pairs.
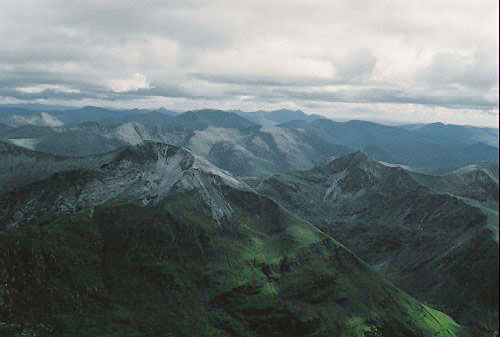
257,152 -> 499,335
410,163 -> 499,210
0,143 -> 465,337
0,141 -> 118,195
67,120 -> 352,177
188,125 -> 353,177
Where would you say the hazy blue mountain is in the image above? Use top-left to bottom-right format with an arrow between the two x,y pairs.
0,124 -> 56,139
171,109 -> 259,130
233,109 -> 323,126
0,142 -> 465,337
2,106 -> 497,175
398,123 -> 427,131
407,122 -> 498,148
0,105 -> 176,127
0,107 -> 36,116
1,111 -> 352,177
152,107 -> 179,116
52,106 -> 150,124
283,119 -> 498,171
257,152 -> 498,334
95,109 -> 253,130
364,139 -> 498,171
0,103 -> 75,111
105,110 -> 176,126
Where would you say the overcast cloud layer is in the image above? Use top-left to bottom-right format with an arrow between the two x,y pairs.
0,0 -> 498,126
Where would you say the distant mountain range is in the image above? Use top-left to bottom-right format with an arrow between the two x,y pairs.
231,108 -> 323,126
0,105 -> 497,176
403,122 -> 498,147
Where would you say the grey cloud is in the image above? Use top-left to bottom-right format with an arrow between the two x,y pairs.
0,0 -> 497,126
420,50 -> 498,90
274,88 -> 498,110
335,49 -> 377,82
0,87 -> 88,101
193,74 -> 350,87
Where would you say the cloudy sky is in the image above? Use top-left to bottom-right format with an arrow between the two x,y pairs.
0,0 -> 498,126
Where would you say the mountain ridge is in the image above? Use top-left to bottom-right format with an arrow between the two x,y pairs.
0,141 -> 467,337
256,153 -> 499,334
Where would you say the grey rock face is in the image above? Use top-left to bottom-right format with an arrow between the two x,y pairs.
0,142 -> 250,230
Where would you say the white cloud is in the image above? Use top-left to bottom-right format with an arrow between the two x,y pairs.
108,73 -> 151,93
15,84 -> 80,94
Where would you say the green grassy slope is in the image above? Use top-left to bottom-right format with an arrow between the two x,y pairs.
256,152 -> 498,336
0,188 -> 466,337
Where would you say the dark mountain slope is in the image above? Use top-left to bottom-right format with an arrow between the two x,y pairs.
203,126 -> 353,176
0,143 -> 463,337
257,152 -> 499,335
0,124 -> 56,139
408,163 -> 499,209
0,123 -> 13,134
0,141 -> 119,195
36,130 -> 127,157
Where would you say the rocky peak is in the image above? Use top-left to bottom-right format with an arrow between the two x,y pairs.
0,142 -> 249,229
320,150 -> 369,173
